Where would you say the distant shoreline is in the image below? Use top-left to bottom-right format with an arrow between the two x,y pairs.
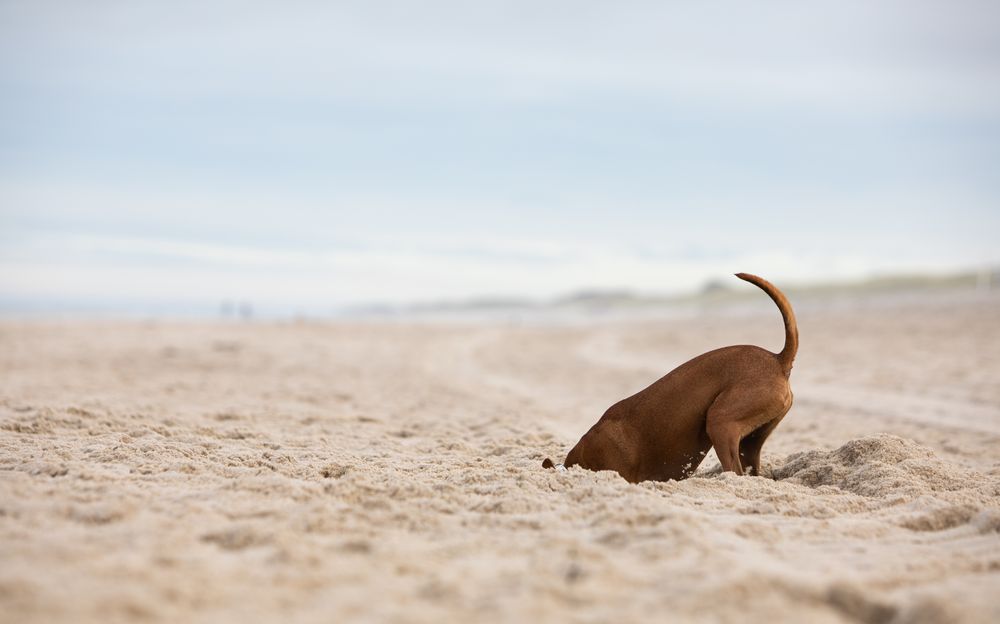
1,267 -> 996,322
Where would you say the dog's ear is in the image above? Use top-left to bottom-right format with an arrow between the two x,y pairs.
542,458 -> 555,469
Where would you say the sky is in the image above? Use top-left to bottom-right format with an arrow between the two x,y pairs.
1,1 -> 999,315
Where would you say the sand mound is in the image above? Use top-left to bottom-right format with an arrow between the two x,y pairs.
775,434 -> 977,497
768,434 -> 1000,535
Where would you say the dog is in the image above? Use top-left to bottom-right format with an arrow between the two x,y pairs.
542,273 -> 797,483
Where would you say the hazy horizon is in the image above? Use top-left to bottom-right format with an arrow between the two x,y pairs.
3,1 -> 999,316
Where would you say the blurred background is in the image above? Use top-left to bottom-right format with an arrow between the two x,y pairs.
1,1 -> 998,318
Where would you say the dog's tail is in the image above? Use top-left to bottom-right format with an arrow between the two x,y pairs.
735,273 -> 798,376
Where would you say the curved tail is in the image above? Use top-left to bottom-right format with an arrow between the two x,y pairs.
735,273 -> 798,376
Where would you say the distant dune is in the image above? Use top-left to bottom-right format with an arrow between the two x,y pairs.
345,267 -> 1000,322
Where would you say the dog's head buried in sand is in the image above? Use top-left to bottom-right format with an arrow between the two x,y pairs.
542,273 -> 797,483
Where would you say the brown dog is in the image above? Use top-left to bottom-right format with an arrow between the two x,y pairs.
542,273 -> 797,483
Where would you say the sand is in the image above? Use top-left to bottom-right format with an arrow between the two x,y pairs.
1,293 -> 999,623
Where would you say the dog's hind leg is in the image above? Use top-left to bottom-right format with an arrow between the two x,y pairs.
706,388 -> 788,476
707,419 -> 744,475
738,416 -> 783,476
706,390 -> 758,475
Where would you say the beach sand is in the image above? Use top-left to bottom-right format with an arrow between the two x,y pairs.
2,293 -> 999,623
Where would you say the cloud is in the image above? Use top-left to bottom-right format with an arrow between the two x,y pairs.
3,1 -> 999,114
1,224 -> 990,314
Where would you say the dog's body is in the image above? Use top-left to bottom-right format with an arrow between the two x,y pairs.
542,273 -> 797,483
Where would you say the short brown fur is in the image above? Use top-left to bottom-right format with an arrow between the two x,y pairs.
543,273 -> 798,483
